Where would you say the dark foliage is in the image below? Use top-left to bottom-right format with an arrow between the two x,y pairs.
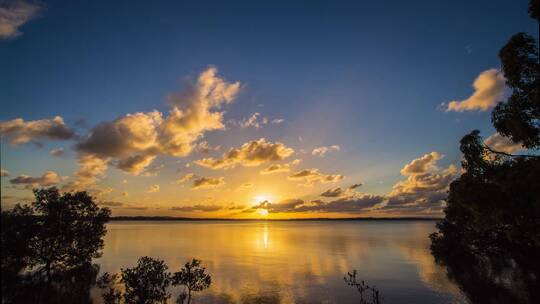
1,187 -> 111,304
491,18 -> 539,149
432,2 -> 540,303
121,256 -> 172,304
172,259 -> 212,304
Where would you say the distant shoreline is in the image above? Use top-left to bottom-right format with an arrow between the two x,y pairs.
110,216 -> 441,221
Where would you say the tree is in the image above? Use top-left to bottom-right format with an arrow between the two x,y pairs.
1,187 -> 111,303
171,259 -> 211,304
491,2 -> 540,149
97,272 -> 123,304
29,188 -> 111,282
121,256 -> 172,304
431,2 -> 540,302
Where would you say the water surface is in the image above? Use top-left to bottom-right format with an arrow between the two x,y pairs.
95,220 -> 467,303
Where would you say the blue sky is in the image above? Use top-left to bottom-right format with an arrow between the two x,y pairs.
1,0 -> 537,217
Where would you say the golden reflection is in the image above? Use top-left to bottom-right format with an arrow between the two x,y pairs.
97,221 -> 464,303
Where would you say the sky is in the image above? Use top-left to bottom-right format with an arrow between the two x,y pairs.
1,0 -> 537,218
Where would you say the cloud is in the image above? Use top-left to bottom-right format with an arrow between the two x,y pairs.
288,168 -> 344,185
400,152 -> 442,176
195,138 -> 294,169
177,173 -> 195,184
9,170 -> 61,189
194,140 -> 220,153
63,154 -> 109,190
140,164 -> 164,177
259,159 -> 301,175
385,152 -> 458,211
192,176 -> 225,189
238,182 -> 254,189
271,118 -> 285,124
445,69 -> 506,112
0,0 -> 43,39
99,201 -> 124,207
239,112 -> 268,129
70,67 -> 240,186
484,132 -> 524,155
0,116 -> 77,145
170,204 -> 223,212
312,145 -> 340,157
253,195 -> 384,214
49,148 -> 66,157
320,183 -> 363,197
1,169 -> 9,177
147,184 -> 160,193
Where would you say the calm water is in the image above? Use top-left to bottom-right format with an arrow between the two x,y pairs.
94,220 -> 467,304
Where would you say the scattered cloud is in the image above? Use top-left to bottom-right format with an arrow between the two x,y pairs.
288,168 -> 345,185
1,169 -> 9,177
192,176 -> 225,189
195,138 -> 294,169
99,201 -> 124,207
0,116 -> 77,145
260,159 -> 301,175
312,145 -> 340,157
385,152 -> 458,212
195,140 -> 220,153
176,173 -> 195,184
171,204 -> 223,212
484,133 -> 524,155
400,152 -> 442,176
0,0 -> 43,39
445,69 -> 506,112
320,183 -> 362,198
49,148 -> 66,157
238,112 -> 268,129
70,67 -> 240,186
9,170 -> 61,189
252,195 -> 384,214
272,118 -> 285,124
147,184 -> 160,193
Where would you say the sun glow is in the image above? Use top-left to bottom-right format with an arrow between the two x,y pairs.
258,208 -> 269,216
254,195 -> 271,204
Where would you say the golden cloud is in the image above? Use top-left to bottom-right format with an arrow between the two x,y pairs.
195,138 -> 294,169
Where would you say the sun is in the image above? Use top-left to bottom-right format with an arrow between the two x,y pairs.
258,208 -> 269,216
254,195 -> 270,203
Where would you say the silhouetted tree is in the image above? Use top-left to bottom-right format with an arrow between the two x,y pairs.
344,270 -> 381,304
97,272 -> 123,304
1,187 -> 110,303
172,259 -> 212,304
491,1 -> 539,149
431,2 -> 540,303
121,256 -> 172,304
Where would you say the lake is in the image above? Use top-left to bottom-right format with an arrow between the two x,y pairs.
94,220 -> 468,304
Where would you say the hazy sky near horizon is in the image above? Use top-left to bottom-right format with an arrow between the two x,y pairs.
1,0 -> 537,218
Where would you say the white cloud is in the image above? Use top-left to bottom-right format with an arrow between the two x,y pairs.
312,145 -> 340,157
49,148 -> 66,157
1,168 -> 10,177
445,69 -> 506,112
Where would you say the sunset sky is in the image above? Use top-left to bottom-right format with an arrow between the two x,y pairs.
1,0 -> 537,218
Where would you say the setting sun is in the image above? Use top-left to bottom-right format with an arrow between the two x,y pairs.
257,208 -> 269,217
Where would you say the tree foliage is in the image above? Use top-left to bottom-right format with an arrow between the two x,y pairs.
121,257 -> 172,304
1,187 -> 111,303
431,2 -> 540,303
171,259 -> 212,304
